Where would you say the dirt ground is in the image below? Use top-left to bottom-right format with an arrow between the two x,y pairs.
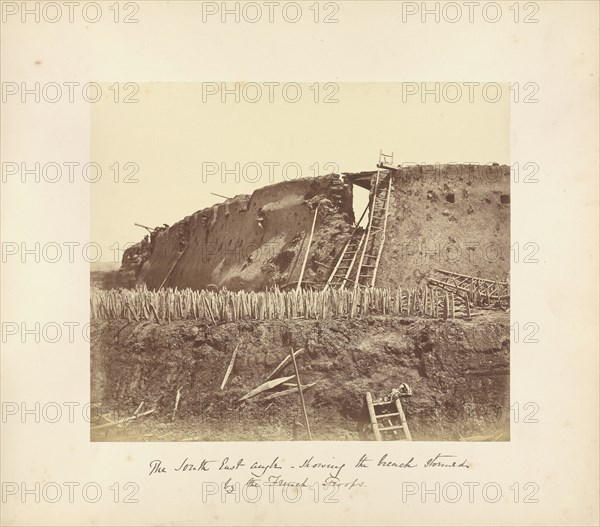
91,311 -> 509,442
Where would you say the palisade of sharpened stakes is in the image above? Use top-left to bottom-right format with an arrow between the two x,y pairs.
90,284 -> 500,324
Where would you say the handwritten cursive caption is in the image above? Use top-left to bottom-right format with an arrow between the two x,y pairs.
146,453 -> 469,500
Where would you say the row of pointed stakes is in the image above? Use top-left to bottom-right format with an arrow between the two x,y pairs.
90,285 -> 473,324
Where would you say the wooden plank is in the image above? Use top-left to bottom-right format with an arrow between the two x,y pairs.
296,204 -> 320,292
172,388 -> 182,421
238,376 -> 294,402
98,414 -> 114,424
261,383 -> 316,402
265,348 -> 304,381
373,400 -> 394,406
290,348 -> 312,440
159,247 -> 188,290
366,392 -> 382,441
428,277 -> 471,295
220,344 -> 239,390
376,412 -> 400,419
434,268 -> 505,285
133,401 -> 144,416
281,382 -> 311,388
91,409 -> 155,431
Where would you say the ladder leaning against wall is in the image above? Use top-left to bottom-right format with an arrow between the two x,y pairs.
353,167 -> 393,290
324,151 -> 395,290
323,205 -> 367,290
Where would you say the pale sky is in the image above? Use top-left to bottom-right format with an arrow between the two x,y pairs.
92,82 -> 509,261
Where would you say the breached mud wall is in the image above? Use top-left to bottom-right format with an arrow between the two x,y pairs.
122,175 -> 354,291
91,313 -> 509,441
377,164 -> 510,287
118,164 -> 509,292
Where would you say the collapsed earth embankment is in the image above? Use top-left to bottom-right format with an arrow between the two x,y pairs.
120,174 -> 354,291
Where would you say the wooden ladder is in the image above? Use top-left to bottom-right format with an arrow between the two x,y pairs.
428,268 -> 510,307
353,170 -> 393,290
379,149 -> 394,166
323,205 -> 368,290
366,392 -> 412,441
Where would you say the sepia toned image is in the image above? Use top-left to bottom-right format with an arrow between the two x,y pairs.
90,83 -> 510,442
3,1 -> 598,525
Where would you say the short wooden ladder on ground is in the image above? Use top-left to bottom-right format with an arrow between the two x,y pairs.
366,392 -> 412,441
